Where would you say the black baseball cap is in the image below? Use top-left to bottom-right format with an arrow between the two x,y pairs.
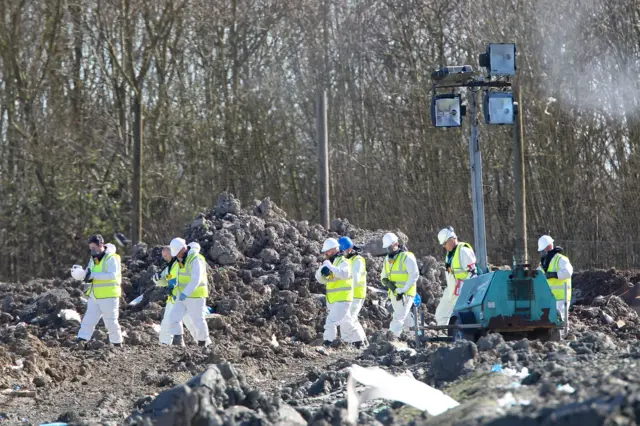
88,234 -> 104,245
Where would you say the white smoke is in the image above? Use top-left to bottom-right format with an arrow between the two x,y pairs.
534,0 -> 640,120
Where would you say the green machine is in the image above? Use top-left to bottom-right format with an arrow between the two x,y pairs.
413,264 -> 568,345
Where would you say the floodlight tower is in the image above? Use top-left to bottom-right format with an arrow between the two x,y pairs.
430,44 -> 517,274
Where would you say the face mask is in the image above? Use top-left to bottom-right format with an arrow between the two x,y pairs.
325,251 -> 339,262
91,249 -> 101,257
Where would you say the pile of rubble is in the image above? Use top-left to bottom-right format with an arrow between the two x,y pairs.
571,269 -> 640,305
126,362 -> 307,426
122,192 -> 446,345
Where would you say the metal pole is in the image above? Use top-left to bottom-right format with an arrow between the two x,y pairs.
317,90 -> 330,229
564,281 -> 569,335
469,90 -> 488,273
413,304 -> 420,349
513,80 -> 527,265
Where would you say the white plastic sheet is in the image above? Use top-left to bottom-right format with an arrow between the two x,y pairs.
346,364 -> 459,424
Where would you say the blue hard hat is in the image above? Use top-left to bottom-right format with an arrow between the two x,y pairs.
338,236 -> 354,251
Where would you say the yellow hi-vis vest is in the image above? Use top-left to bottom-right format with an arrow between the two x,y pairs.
544,253 -> 572,302
383,252 -> 417,298
448,242 -> 474,280
88,253 -> 122,299
350,255 -> 367,299
176,253 -> 209,298
165,262 -> 180,304
326,256 -> 353,304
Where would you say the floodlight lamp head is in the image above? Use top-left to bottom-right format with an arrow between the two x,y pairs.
483,91 -> 515,125
479,43 -> 516,77
431,94 -> 465,128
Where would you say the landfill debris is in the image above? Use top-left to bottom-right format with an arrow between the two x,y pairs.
57,309 -> 81,324
497,391 -> 531,408
557,383 -> 576,394
1,389 -> 36,397
128,294 -> 144,306
501,366 -> 530,380
1,193 -> 640,424
270,334 -> 279,348
346,364 -> 459,424
10,359 -> 24,370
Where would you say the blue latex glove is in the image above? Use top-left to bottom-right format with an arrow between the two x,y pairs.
320,266 -> 331,277
178,293 -> 187,302
167,278 -> 177,292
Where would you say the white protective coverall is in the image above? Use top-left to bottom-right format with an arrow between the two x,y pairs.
382,251 -> 420,337
435,244 -> 477,326
77,243 -> 123,344
156,257 -> 203,345
348,255 -> 367,343
167,245 -> 211,345
537,254 -> 573,324
315,258 -> 359,342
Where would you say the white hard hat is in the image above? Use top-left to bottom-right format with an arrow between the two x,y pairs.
169,237 -> 187,257
187,241 -> 201,252
382,233 -> 399,249
321,238 -> 340,253
70,265 -> 86,281
438,227 -> 457,245
537,235 -> 554,252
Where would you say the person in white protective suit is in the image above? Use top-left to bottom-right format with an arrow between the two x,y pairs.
337,236 -> 368,348
380,233 -> 419,337
537,235 -> 573,331
74,234 -> 124,346
155,245 -> 211,346
434,227 -> 478,325
166,238 -> 211,346
315,238 -> 359,347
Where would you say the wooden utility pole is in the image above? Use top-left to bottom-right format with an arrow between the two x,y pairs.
317,0 -> 330,229
132,92 -> 143,246
317,91 -> 330,229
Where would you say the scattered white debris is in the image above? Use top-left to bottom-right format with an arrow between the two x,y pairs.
128,294 -> 144,306
270,334 -> 279,348
0,388 -> 35,397
557,383 -> 576,394
151,323 -> 161,334
346,364 -> 459,424
389,341 -> 417,357
497,391 -> 531,408
57,309 -> 81,324
10,358 -> 24,370
501,366 -> 529,380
